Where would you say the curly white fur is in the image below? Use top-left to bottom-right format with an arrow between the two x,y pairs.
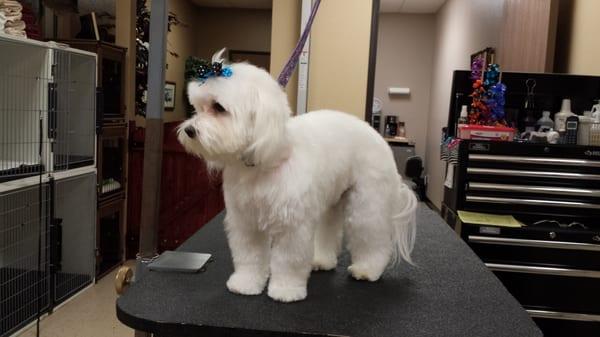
178,52 -> 417,303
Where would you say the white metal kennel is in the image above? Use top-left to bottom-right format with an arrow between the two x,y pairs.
0,35 -> 97,337
0,35 -> 96,182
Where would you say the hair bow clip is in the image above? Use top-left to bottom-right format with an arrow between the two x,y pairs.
195,60 -> 233,84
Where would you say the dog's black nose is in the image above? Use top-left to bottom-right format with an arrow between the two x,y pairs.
184,126 -> 196,138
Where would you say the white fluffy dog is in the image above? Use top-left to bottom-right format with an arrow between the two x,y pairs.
178,50 -> 417,303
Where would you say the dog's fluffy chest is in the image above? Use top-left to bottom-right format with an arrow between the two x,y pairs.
223,163 -> 332,230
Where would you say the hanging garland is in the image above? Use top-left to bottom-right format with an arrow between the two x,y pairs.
135,0 -> 150,116
135,0 -> 182,116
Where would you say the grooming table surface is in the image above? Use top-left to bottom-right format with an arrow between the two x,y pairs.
117,205 -> 542,337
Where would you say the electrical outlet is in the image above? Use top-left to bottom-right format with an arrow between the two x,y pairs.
424,174 -> 429,186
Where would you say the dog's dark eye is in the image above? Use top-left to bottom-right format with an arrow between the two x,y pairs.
213,102 -> 226,113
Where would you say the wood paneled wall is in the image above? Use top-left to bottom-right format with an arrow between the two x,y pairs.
126,121 -> 224,256
498,0 -> 559,72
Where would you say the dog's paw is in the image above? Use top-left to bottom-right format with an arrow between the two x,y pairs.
267,284 -> 307,302
348,264 -> 382,282
226,272 -> 267,295
312,254 -> 337,271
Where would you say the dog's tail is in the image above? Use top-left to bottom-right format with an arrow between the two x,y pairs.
391,175 -> 418,266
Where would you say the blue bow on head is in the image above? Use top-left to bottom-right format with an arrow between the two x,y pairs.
196,60 -> 233,83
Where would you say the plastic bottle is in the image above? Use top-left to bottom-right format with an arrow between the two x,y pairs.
590,122 -> 600,146
458,105 -> 468,125
546,128 -> 560,144
456,105 -> 468,137
554,99 -> 575,132
578,111 -> 594,146
592,100 -> 600,122
536,111 -> 554,131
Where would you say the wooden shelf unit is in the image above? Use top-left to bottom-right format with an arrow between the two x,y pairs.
57,39 -> 128,279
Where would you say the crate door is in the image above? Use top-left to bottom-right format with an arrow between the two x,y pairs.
52,173 -> 96,304
0,38 -> 52,182
52,50 -> 96,171
0,184 -> 51,337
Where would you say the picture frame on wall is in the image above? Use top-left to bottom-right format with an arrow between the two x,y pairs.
470,47 -> 495,80
165,81 -> 176,111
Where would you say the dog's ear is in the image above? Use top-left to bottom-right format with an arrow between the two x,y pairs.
244,87 -> 291,166
212,48 -> 228,64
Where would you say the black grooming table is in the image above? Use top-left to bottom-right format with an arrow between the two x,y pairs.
117,205 -> 542,337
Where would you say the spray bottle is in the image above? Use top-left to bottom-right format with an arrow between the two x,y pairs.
592,99 -> 600,122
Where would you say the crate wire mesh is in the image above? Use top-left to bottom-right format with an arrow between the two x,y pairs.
0,184 -> 50,337
0,39 -> 51,182
52,173 -> 95,304
52,50 -> 96,171
0,36 -> 97,337
0,36 -> 96,182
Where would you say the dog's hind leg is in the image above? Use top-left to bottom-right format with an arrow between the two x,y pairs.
344,181 -> 394,282
312,204 -> 344,271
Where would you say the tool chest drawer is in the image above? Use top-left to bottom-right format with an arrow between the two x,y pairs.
463,225 -> 600,270
492,270 -> 600,315
462,224 -> 600,335
532,315 -> 600,337
461,143 -> 600,218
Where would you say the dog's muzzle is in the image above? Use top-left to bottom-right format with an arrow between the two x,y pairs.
184,126 -> 197,138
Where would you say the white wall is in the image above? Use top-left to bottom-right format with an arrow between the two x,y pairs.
307,0 -> 373,119
270,0 -> 373,119
557,0 -> 600,76
270,0 -> 301,112
425,0 -> 505,209
374,13 -> 436,159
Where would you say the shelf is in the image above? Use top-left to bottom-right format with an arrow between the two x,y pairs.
98,190 -> 125,203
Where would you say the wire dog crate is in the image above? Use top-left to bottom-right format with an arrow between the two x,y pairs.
0,171 -> 96,337
51,50 -> 96,171
0,183 -> 51,337
0,35 -> 97,337
52,172 -> 96,304
0,38 -> 51,182
0,35 -> 96,182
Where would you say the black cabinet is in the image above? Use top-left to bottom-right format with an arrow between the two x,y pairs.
97,197 -> 125,278
443,140 -> 600,336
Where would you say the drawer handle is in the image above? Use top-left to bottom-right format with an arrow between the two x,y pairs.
466,195 -> 599,209
468,182 -> 600,197
469,154 -> 600,168
467,167 -> 600,181
527,309 -> 600,322
468,235 -> 600,252
485,263 -> 600,278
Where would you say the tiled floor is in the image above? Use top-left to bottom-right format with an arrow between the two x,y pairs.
20,262 -> 135,337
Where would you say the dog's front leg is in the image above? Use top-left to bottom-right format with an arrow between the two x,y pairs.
225,214 -> 270,295
267,225 -> 313,302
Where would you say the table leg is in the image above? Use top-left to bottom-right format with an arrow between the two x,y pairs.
134,330 -> 151,337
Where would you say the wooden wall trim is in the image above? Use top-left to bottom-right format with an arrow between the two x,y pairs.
365,0 -> 380,123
